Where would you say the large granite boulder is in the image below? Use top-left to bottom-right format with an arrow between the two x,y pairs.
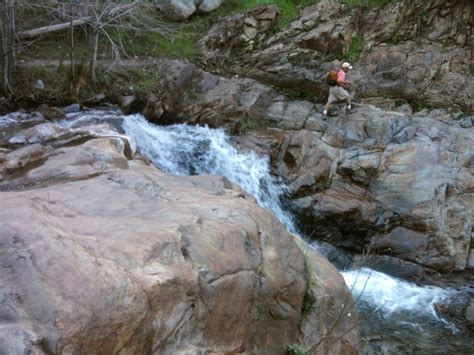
0,114 -> 360,353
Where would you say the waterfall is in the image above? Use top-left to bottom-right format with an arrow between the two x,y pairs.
122,114 -> 459,331
122,114 -> 298,234
121,113 -> 468,351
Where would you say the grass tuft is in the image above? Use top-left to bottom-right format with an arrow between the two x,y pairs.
341,0 -> 391,7
342,35 -> 365,63
302,254 -> 317,319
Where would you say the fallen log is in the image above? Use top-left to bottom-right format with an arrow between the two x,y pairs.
16,18 -> 91,39
16,3 -> 137,40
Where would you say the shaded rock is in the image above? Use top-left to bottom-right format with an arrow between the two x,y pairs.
460,116 -> 473,128
352,254 -> 434,281
36,104 -> 65,120
198,5 -> 279,70
121,95 -> 144,115
315,242 -> 353,270
298,248 -> 360,354
32,79 -> 45,91
82,92 -> 106,105
369,227 -> 429,264
62,103 -> 81,114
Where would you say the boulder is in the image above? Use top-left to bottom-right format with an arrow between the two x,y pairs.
0,115 -> 360,353
155,0 -> 196,21
198,0 -> 223,13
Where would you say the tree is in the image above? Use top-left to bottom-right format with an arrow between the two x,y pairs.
1,0 -> 16,96
16,1 -> 176,82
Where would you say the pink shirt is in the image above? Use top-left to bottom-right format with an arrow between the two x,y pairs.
337,69 -> 346,84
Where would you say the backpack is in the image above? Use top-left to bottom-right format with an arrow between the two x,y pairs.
326,69 -> 339,86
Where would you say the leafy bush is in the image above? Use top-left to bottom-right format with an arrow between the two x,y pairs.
288,343 -> 307,355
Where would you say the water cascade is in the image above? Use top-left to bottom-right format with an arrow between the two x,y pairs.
122,113 -> 467,352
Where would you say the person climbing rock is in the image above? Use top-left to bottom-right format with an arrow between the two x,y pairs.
323,62 -> 353,116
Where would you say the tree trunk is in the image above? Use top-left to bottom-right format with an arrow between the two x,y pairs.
89,26 -> 99,81
1,0 -> 16,95
89,0 -> 100,82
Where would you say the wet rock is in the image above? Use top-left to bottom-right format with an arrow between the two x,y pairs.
63,103 -> 81,114
369,227 -> 429,264
121,95 -> 144,115
8,122 -> 67,145
316,242 -> 353,270
460,116 -> 473,128
37,104 -> 65,120
83,92 -> 106,105
465,300 -> 474,327
353,254 -> 433,281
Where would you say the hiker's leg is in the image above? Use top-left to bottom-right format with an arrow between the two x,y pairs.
325,89 -> 336,115
324,101 -> 330,112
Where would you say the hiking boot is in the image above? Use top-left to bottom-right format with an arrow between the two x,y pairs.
346,104 -> 355,113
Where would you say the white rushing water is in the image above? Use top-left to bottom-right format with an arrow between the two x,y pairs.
123,114 -> 298,234
342,269 -> 456,326
122,113 -> 457,330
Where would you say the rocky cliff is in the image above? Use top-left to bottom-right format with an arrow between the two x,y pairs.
137,57 -> 473,279
198,0 -> 473,112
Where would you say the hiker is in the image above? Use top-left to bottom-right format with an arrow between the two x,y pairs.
323,62 -> 353,116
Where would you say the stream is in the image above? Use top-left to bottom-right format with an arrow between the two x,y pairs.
121,113 -> 472,354
1,109 -> 471,353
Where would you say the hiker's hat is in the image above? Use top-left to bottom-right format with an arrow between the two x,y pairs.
342,62 -> 353,69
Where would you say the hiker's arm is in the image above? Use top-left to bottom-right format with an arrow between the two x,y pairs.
337,79 -> 351,86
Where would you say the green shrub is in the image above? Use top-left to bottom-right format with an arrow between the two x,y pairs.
302,256 -> 316,319
288,343 -> 307,355
236,0 -> 318,28
343,35 -> 365,62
